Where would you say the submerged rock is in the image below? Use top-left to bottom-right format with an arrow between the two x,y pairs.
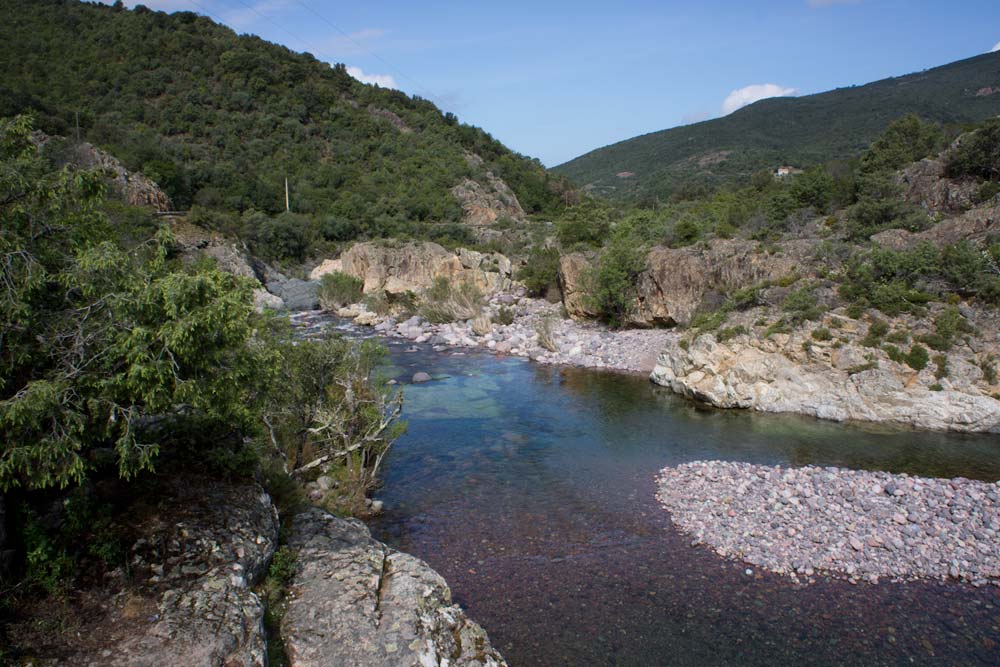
282,509 -> 507,667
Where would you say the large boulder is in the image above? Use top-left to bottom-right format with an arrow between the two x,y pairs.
282,508 -> 507,667
560,240 -> 807,327
340,242 -> 513,296
897,156 -> 979,214
267,278 -> 320,311
9,476 -> 279,666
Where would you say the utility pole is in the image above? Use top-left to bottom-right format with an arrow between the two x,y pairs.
75,111 -> 80,143
284,177 -> 290,212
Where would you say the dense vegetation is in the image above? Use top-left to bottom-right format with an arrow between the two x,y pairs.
554,114 -> 1000,327
0,117 -> 403,609
554,50 -> 1000,203
0,0 -> 569,262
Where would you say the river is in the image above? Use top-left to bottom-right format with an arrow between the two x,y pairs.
305,314 -> 1000,666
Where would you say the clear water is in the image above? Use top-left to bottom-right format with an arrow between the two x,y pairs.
308,315 -> 1000,665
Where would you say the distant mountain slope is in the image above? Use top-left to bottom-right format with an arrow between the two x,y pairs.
554,51 -> 1000,201
0,0 -> 566,225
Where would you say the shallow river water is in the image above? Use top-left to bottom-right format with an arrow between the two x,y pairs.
308,315 -> 1000,666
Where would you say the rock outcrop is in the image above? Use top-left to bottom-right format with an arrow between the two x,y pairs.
340,242 -> 514,295
282,508 -> 507,667
308,258 -> 343,281
897,156 -> 979,214
10,476 -> 279,666
650,311 -> 1000,433
450,153 -> 526,226
34,133 -> 173,211
560,240 -> 810,327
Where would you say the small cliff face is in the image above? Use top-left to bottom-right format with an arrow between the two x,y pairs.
340,241 -> 514,295
560,240 -> 811,328
650,307 -> 1000,433
450,153 -> 527,227
282,508 -> 507,667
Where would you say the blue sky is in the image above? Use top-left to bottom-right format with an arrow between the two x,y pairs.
100,0 -> 1000,166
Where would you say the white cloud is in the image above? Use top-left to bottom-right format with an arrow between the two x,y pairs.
991,41 -> 1000,53
346,66 -> 397,89
807,0 -> 861,7
722,83 -> 798,115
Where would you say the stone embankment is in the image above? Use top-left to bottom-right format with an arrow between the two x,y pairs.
656,461 -> 1000,587
337,292 -> 671,374
281,509 -> 507,667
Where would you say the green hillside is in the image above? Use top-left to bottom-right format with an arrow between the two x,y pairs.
554,51 -> 1000,202
0,0 -> 566,236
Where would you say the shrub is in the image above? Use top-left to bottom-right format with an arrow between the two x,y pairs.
945,118 -> 1000,182
518,247 -> 561,299
982,357 -> 998,385
318,271 -> 363,309
420,277 -> 484,323
782,284 -> 824,323
586,234 -> 645,328
717,325 -> 747,342
495,305 -> 516,325
917,306 -> 971,351
811,327 -> 832,341
861,318 -> 890,347
904,344 -> 930,371
535,315 -> 559,352
933,354 -> 949,379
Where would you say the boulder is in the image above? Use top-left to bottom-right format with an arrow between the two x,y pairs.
268,279 -> 320,311
897,157 -> 979,214
560,240 -> 806,327
340,242 -> 513,296
282,509 -> 507,667
308,258 -> 344,281
412,372 -> 432,383
253,287 -> 285,311
10,476 -> 279,666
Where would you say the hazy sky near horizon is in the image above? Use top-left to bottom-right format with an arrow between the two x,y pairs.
99,0 -> 1000,166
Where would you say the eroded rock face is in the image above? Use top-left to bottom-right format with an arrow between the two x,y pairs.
340,242 -> 513,295
13,476 -> 279,666
897,157 -> 979,214
450,153 -> 526,226
560,240 -> 808,327
650,327 -> 1000,433
282,508 -> 507,667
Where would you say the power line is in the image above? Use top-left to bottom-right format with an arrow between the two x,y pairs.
291,0 -> 442,104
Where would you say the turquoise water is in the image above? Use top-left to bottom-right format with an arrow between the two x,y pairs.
311,317 -> 1000,665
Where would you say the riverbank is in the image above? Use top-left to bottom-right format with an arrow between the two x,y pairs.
331,291 -> 672,374
656,461 -> 1000,587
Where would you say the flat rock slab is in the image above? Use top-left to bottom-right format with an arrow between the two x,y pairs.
282,508 -> 507,667
657,461 -> 1000,586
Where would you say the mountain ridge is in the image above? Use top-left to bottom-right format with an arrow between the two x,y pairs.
554,50 -> 1000,201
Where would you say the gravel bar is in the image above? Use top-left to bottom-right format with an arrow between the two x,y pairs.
656,461 -> 1000,586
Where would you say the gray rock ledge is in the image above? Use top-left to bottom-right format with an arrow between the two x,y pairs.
656,461 -> 1000,586
282,508 -> 507,667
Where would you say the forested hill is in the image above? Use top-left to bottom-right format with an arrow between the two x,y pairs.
0,0 -> 566,228
553,50 -> 1000,203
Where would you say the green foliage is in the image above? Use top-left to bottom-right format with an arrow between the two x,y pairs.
585,232 -> 646,328
811,327 -> 832,341
716,325 -> 747,342
0,117 -> 276,491
904,344 -> 930,371
318,271 -> 363,309
945,118 -> 1000,182
518,247 -> 562,298
858,114 -> 943,176
0,1 -> 567,253
933,354 -> 949,379
555,200 -> 613,248
495,306 -> 516,325
846,172 -> 930,240
781,283 -> 825,323
420,277 -> 484,323
862,318 -> 890,347
917,306 -> 971,351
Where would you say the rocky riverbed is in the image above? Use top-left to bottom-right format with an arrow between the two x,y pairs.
333,291 -> 671,374
656,461 -> 1000,587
